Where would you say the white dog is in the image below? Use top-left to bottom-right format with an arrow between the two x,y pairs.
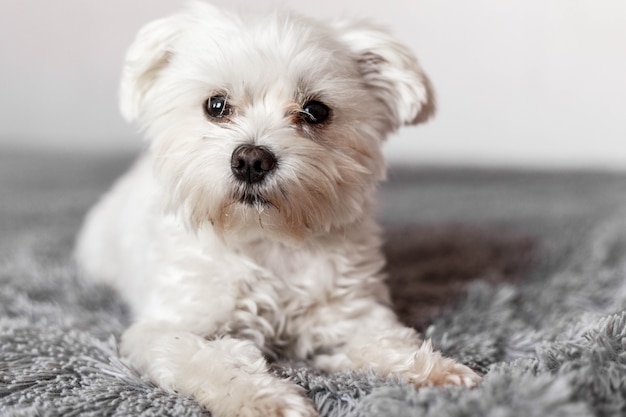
75,2 -> 480,416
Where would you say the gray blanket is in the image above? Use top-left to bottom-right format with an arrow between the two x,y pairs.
2,151 -> 626,416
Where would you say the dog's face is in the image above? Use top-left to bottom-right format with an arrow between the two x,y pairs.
120,1 -> 434,242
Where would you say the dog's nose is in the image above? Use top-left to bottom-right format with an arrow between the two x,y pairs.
231,145 -> 277,184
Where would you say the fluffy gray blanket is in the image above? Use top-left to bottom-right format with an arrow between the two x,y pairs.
2,151 -> 626,416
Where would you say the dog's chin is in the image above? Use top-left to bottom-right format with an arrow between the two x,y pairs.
212,189 -> 306,244
210,202 -> 301,245
206,184 -> 351,245
233,189 -> 273,209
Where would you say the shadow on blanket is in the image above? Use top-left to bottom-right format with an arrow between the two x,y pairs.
1,151 -> 626,416
385,224 -> 535,331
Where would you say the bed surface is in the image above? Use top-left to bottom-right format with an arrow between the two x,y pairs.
2,150 -> 626,416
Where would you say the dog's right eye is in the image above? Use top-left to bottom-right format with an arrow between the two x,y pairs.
204,96 -> 232,120
301,100 -> 331,125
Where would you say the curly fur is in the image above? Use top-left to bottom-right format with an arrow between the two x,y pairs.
75,2 -> 478,416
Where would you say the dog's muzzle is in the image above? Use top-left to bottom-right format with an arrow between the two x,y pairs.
231,145 -> 277,184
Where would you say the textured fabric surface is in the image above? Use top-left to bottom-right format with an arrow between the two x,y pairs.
1,151 -> 626,416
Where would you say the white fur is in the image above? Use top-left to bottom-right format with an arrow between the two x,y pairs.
75,2 -> 479,416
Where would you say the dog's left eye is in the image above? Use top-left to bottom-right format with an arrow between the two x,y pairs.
301,100 -> 331,125
204,96 -> 232,119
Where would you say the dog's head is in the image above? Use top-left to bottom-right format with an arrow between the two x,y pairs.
120,1 -> 434,242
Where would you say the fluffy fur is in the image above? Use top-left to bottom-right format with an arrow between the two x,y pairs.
75,2 -> 479,416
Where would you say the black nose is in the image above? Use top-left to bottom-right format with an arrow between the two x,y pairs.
231,145 -> 277,184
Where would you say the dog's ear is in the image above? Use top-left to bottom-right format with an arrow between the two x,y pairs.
335,21 -> 436,129
119,15 -> 185,123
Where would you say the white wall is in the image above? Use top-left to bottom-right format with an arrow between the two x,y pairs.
1,0 -> 625,168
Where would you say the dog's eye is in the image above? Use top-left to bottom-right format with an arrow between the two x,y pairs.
204,96 -> 232,119
301,100 -> 331,124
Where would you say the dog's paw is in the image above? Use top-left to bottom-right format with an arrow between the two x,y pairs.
237,391 -> 317,417
203,377 -> 317,417
404,360 -> 482,389
402,340 -> 482,389
429,361 -> 482,388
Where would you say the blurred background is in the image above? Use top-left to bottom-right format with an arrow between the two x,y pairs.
1,0 -> 625,169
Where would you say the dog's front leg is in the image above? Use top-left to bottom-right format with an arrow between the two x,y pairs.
121,321 -> 317,417
307,302 -> 481,388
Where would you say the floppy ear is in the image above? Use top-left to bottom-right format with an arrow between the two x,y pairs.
335,21 -> 435,129
119,15 -> 185,123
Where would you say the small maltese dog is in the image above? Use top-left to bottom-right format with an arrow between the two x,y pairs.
76,2 -> 480,416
